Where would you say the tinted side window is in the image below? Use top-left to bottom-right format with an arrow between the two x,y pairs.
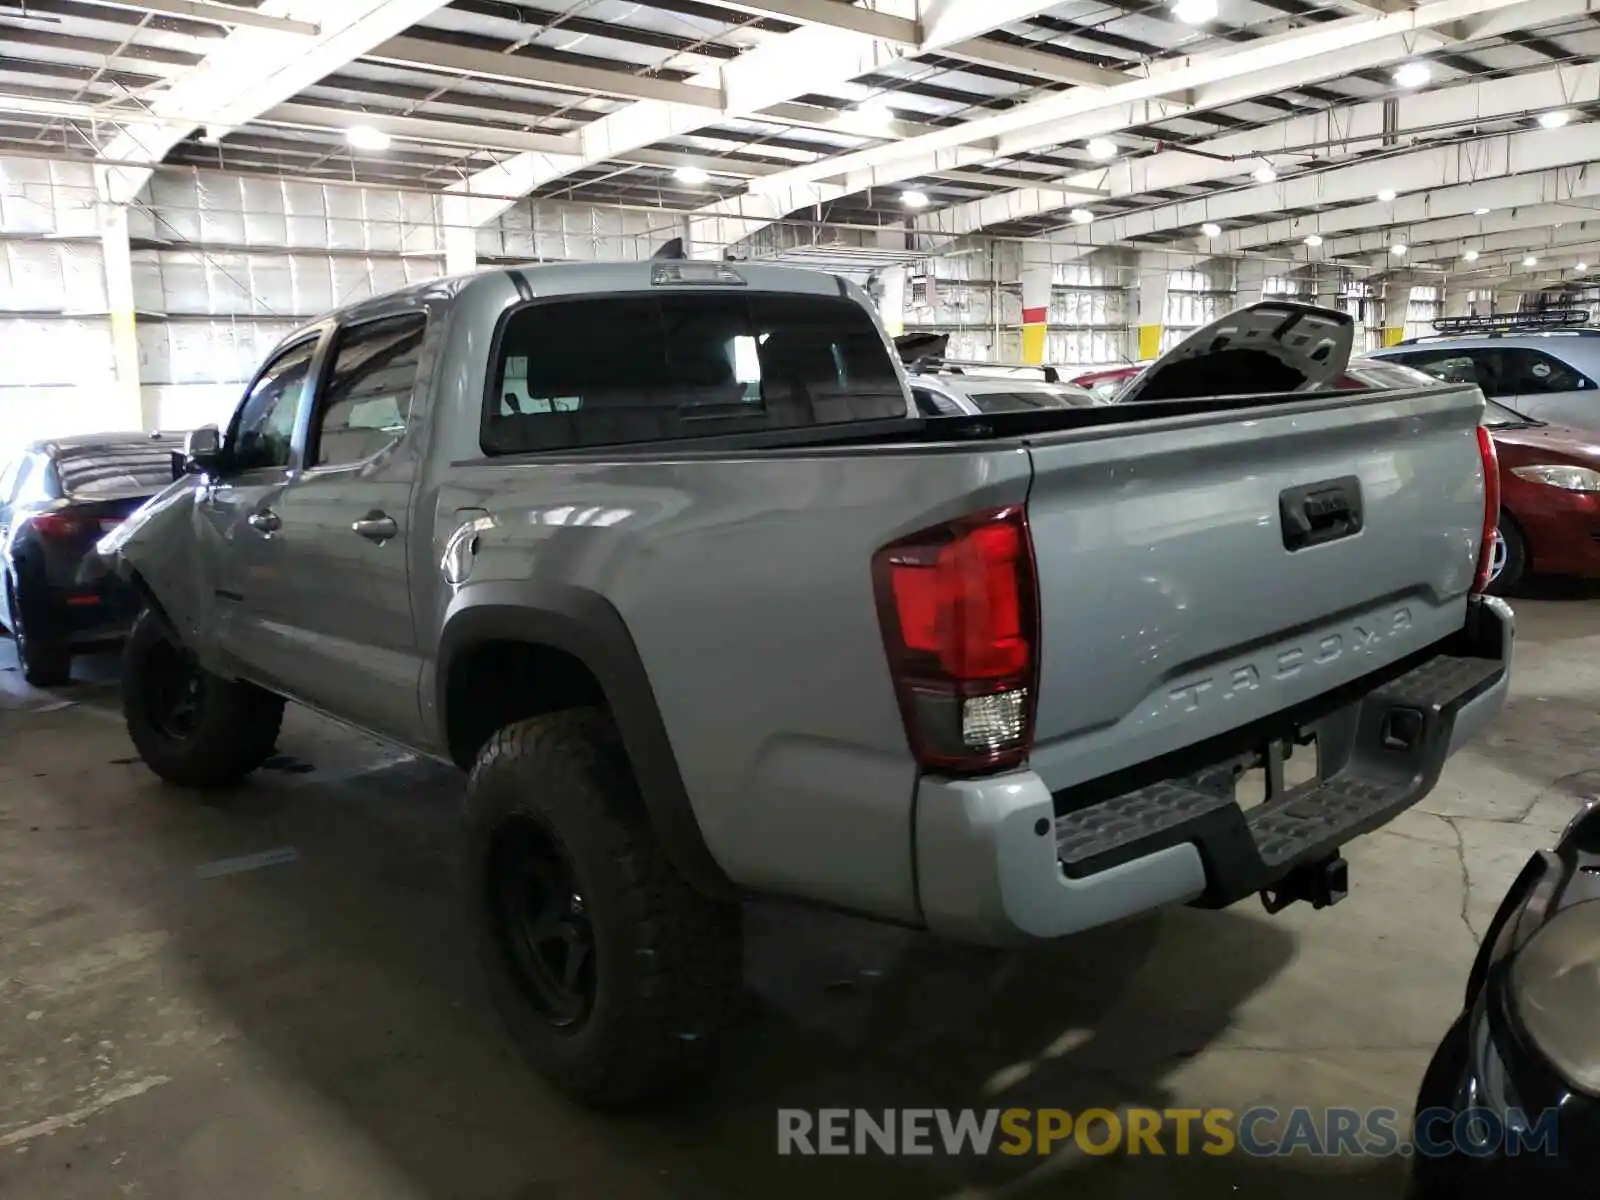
227,338 -> 319,472
483,293 -> 905,454
1502,348 -> 1594,395
912,386 -> 965,417
311,314 -> 426,467
966,389 -> 1081,414
1395,348 -> 1507,397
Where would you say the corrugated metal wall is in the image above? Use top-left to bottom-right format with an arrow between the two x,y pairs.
130,169 -> 450,430
0,156 -> 671,449
0,158 -> 113,449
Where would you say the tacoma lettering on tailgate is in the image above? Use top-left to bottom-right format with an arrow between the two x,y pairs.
1167,607 -> 1414,713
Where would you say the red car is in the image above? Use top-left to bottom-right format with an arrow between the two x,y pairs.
1351,358 -> 1600,592
1071,364 -> 1147,401
1480,397 -> 1600,591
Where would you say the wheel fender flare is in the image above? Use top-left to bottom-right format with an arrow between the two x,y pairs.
436,583 -> 736,901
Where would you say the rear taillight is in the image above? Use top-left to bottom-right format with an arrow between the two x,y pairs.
872,506 -> 1039,773
28,512 -> 88,540
1473,425 -> 1501,593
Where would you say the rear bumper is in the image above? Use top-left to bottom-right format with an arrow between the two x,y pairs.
914,595 -> 1513,945
21,579 -> 142,647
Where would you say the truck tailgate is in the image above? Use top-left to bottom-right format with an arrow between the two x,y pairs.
1022,382 -> 1488,793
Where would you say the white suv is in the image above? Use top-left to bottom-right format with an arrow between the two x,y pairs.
1369,310 -> 1600,430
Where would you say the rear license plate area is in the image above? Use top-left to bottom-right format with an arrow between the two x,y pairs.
1233,734 -> 1319,811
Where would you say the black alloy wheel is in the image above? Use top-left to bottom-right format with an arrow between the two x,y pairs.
490,818 -> 597,1029
143,636 -> 205,739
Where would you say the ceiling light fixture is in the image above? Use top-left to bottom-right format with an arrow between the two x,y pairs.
345,125 -> 391,152
1463,249 -> 1480,262
1578,261 -> 1590,272
854,101 -> 895,129
1086,137 -> 1118,160
1393,61 -> 1431,89
1538,109 -> 1571,129
1200,222 -> 1222,237
1252,163 -> 1277,183
1069,208 -> 1095,224
1377,188 -> 1397,202
673,164 -> 711,185
1391,243 -> 1407,256
1171,0 -> 1218,24
1304,233 -> 1323,247
1473,207 -> 1490,215
1524,255 -> 1539,266
901,189 -> 929,208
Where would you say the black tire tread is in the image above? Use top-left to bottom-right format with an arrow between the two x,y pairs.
465,708 -> 742,1107
122,610 -> 285,788
8,578 -> 70,687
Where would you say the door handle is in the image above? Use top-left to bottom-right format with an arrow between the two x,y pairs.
352,512 -> 398,543
247,509 -> 281,534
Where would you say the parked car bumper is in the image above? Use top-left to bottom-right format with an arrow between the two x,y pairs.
1411,800 -> 1600,1196
1515,489 -> 1600,577
914,596 -> 1514,946
24,577 -> 144,648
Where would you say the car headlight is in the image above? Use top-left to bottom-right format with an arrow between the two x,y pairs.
1510,898 -> 1600,1093
1511,464 -> 1600,491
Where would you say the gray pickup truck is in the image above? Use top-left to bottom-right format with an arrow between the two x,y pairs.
100,260 -> 1512,1106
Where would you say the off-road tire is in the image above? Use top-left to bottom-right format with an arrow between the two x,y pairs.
464,708 -> 743,1108
121,609 -> 284,788
7,577 -> 71,687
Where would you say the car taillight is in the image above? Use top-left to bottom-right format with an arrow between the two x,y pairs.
28,512 -> 88,540
1473,425 -> 1501,593
872,506 -> 1039,773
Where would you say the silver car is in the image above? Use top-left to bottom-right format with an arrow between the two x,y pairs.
907,365 -> 1104,417
1369,309 -> 1600,430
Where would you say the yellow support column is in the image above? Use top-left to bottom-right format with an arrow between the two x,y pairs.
1021,259 -> 1051,365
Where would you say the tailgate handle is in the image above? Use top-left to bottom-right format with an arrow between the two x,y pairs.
1280,476 -> 1363,551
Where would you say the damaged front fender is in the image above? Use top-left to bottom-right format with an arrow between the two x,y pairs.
96,474 -> 218,651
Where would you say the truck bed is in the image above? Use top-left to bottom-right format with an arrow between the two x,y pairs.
434,378 -> 1490,923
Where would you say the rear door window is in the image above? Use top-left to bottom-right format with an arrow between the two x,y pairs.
55,442 -> 175,498
1500,347 -> 1595,395
1394,348 -> 1508,397
311,313 -> 426,467
964,388 -> 1086,414
912,385 -> 965,417
483,293 -> 907,453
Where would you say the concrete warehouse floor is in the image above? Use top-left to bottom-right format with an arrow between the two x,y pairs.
0,591 -> 1595,1200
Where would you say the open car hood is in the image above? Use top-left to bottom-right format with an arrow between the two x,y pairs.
892,330 -> 950,366
1115,300 -> 1355,405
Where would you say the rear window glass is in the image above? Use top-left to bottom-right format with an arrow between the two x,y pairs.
965,388 -> 1086,414
55,442 -> 174,498
483,292 -> 906,454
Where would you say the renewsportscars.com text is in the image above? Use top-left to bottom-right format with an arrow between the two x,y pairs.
776,1106 -> 1558,1159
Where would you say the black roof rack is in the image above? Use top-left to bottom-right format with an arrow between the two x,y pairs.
1431,307 -> 1593,335
909,357 -> 1063,384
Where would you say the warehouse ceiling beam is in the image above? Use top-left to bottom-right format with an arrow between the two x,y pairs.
918,47 -> 1600,239
1318,201 -> 1600,260
740,0 -> 1543,198
97,0 -> 455,205
443,0 -> 1121,228
687,0 -> 1569,253
705,0 -> 1130,85
1063,122 -> 1600,253
71,0 -> 320,34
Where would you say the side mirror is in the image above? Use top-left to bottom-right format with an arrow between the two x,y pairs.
183,425 -> 223,476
